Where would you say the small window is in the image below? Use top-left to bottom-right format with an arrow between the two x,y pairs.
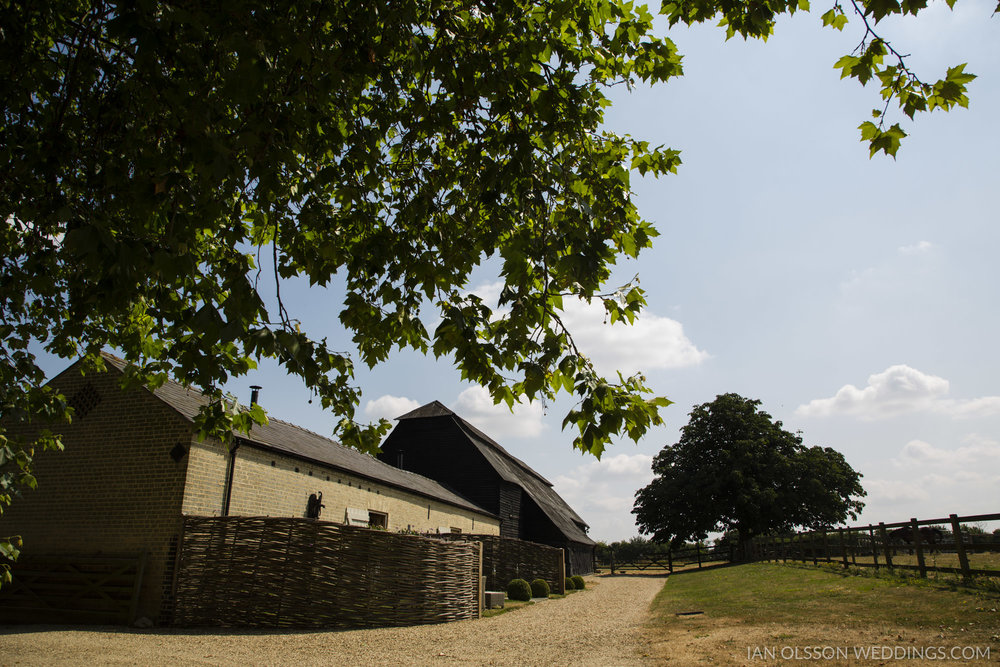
368,511 -> 388,530
450,527 -> 462,534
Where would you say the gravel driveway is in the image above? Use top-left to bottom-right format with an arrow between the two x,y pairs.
0,575 -> 668,666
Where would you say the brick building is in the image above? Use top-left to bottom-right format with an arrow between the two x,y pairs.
1,354 -> 499,623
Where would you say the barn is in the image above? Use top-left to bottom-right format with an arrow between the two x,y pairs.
377,401 -> 596,575
1,354 -> 500,624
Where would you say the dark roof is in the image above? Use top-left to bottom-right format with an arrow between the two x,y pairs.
398,401 -> 595,546
99,354 -> 494,518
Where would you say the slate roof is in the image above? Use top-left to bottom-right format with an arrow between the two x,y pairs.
398,401 -> 595,546
99,354 -> 495,518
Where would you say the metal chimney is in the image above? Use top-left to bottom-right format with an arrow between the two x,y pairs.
250,385 -> 262,406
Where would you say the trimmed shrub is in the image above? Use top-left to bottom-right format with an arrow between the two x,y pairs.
507,578 -> 532,602
565,577 -> 575,591
571,575 -> 586,590
530,578 -> 550,598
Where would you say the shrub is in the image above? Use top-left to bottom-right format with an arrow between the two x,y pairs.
571,575 -> 586,590
565,576 -> 575,591
530,578 -> 550,598
507,578 -> 532,602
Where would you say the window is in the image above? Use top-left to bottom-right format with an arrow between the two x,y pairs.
368,511 -> 388,530
450,527 -> 462,534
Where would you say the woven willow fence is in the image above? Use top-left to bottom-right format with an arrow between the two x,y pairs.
431,534 -> 565,594
172,516 -> 481,628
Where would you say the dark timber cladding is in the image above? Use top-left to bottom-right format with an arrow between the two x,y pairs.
378,401 -> 595,575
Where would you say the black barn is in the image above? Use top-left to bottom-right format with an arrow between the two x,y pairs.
377,401 -> 595,575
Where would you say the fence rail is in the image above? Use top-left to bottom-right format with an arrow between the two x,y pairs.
596,512 -> 999,581
750,512 -> 1000,581
597,542 -> 731,574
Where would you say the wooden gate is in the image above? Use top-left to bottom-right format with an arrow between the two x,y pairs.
0,553 -> 145,625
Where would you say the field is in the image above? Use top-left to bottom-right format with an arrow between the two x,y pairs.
647,562 -> 1000,665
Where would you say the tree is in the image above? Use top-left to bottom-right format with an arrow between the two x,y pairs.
0,0 -> 976,577
632,394 -> 866,553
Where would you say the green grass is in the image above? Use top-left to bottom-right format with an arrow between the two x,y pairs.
651,562 -> 1000,637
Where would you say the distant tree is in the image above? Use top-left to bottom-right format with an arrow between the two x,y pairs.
632,394 -> 865,555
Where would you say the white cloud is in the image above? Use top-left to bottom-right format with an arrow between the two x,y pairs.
467,281 -> 708,377
898,240 -> 933,255
895,435 -> 1000,468
864,478 -> 931,505
363,394 -> 420,421
553,453 -> 655,542
795,365 -> 1000,420
560,299 -> 709,376
453,386 -> 546,439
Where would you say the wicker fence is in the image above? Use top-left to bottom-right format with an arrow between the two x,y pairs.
172,516 -> 482,628
431,533 -> 565,594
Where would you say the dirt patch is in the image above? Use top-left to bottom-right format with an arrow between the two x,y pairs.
648,612 -> 998,665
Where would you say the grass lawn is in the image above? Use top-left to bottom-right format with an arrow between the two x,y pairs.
647,563 -> 1000,665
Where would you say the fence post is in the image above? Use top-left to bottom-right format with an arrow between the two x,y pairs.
668,549 -> 673,573
558,547 -> 566,594
878,522 -> 893,571
838,529 -> 849,569
477,541 -> 484,618
868,525 -> 879,571
949,514 -> 972,583
910,518 -> 927,578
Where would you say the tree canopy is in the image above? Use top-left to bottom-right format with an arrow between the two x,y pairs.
0,0 -> 979,573
632,394 -> 866,547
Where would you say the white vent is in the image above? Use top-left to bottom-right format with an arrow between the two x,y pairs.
346,508 -> 369,527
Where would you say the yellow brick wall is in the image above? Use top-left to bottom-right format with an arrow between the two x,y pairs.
1,362 -> 191,623
3,360 -> 498,626
180,439 -> 227,516
182,440 -> 500,536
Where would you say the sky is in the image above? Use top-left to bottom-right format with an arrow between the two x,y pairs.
34,1 -> 1000,543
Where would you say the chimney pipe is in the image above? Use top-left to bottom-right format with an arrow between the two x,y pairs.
250,385 -> 262,406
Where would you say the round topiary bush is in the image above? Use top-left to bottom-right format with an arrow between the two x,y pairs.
507,578 -> 532,602
565,576 -> 575,591
530,578 -> 550,598
571,575 -> 586,590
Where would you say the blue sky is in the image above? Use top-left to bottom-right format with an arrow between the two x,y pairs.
35,1 -> 999,542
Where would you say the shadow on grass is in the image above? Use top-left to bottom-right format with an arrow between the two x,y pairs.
598,562 -> 741,578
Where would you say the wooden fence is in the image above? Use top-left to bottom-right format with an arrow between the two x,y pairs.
598,542 -> 730,574
430,533 -> 566,593
749,512 -> 1000,581
0,553 -> 146,625
172,516 -> 482,628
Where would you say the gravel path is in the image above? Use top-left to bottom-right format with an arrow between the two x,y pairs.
0,575 -> 668,666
